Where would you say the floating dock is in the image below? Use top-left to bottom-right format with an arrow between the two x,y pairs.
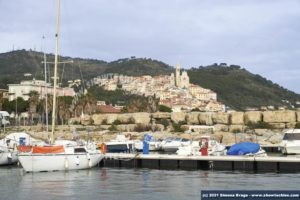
101,153 -> 300,173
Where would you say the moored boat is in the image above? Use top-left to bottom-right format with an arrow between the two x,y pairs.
176,136 -> 226,156
17,0 -> 103,172
104,135 -> 135,153
161,137 -> 190,153
280,129 -> 300,154
0,132 -> 42,165
227,142 -> 267,157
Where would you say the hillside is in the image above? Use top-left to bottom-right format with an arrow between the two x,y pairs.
1,50 -> 299,110
188,64 -> 300,110
0,50 -> 172,88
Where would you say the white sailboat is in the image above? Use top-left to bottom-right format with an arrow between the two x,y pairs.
0,132 -> 43,165
18,0 -> 103,172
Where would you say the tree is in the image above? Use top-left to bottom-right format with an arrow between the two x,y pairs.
28,91 -> 40,124
57,96 -> 72,125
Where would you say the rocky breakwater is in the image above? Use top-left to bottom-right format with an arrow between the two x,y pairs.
65,110 -> 300,146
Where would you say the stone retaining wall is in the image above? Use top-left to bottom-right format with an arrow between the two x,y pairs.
71,110 -> 300,131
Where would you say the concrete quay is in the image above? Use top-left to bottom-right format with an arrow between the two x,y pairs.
101,153 -> 300,173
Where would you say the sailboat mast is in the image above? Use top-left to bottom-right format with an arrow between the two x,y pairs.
44,50 -> 49,133
50,0 -> 61,144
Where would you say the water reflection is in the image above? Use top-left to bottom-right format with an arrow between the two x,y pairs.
1,166 -> 300,200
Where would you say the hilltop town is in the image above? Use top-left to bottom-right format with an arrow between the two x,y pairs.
92,64 -> 225,112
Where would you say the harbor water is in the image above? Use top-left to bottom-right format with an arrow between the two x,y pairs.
1,166 -> 300,200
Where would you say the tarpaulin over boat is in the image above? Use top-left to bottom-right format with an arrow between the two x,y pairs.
32,145 -> 65,154
227,142 -> 260,155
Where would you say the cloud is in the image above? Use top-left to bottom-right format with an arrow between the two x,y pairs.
1,0 -> 300,93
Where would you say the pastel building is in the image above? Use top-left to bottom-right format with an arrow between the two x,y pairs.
8,79 -> 75,101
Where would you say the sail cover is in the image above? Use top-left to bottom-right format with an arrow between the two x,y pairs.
227,142 -> 260,155
32,145 -> 65,154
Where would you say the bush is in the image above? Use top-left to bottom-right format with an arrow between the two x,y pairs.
246,121 -> 273,129
108,124 -> 117,131
128,117 -> 135,124
112,119 -> 122,125
134,123 -> 152,132
171,121 -> 185,132
295,122 -> 300,129
156,119 -> 170,129
158,105 -> 172,112
231,128 -> 241,133
101,119 -> 108,125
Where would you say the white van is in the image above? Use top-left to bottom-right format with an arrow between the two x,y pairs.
0,111 -> 10,126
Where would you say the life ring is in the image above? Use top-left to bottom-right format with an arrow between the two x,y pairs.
100,143 -> 107,154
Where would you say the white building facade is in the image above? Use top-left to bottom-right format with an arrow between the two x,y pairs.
8,79 -> 75,101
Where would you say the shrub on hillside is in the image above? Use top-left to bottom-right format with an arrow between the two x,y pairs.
246,121 -> 274,129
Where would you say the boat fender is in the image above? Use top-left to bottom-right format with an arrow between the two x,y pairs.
76,156 -> 80,166
64,157 -> 69,170
7,152 -> 12,159
100,143 -> 107,154
87,153 -> 91,160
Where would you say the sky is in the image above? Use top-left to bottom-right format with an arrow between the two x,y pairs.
1,0 -> 300,93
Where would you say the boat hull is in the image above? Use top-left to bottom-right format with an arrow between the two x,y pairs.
18,152 -> 103,172
0,151 -> 18,165
281,145 -> 300,154
106,143 -> 134,153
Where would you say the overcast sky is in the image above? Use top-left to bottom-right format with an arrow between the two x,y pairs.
1,0 -> 300,93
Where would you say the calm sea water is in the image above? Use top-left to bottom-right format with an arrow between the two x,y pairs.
1,166 -> 300,200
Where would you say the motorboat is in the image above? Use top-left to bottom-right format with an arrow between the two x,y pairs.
161,137 -> 190,153
227,142 -> 267,157
104,135 -> 135,153
0,132 -> 43,165
134,134 -> 161,152
280,129 -> 300,154
176,136 -> 226,156
17,0 -> 103,172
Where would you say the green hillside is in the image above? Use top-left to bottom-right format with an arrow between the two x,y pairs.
188,64 -> 300,110
0,50 -> 171,88
1,50 -> 299,110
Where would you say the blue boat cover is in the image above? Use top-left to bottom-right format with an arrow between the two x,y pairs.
227,142 -> 260,155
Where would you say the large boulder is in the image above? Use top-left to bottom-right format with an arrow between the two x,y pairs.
198,112 -> 213,125
244,111 -> 262,124
131,112 -> 151,124
92,114 -> 107,125
214,124 -> 229,132
215,132 -> 236,145
152,112 -> 171,119
297,111 -> 300,122
68,117 -> 81,125
267,133 -> 283,144
116,124 -> 136,132
212,112 -> 229,124
263,110 -> 296,123
106,114 -> 118,124
229,125 -> 245,133
269,123 -> 286,129
286,122 -> 297,129
230,112 -> 244,125
186,112 -> 200,125
117,113 -> 134,124
171,112 -> 186,123
80,115 -> 92,125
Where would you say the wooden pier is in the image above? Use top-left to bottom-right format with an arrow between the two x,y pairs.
101,153 -> 300,173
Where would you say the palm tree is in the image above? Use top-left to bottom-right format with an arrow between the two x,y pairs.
28,91 -> 40,125
0,92 -> 4,111
57,96 -> 72,125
